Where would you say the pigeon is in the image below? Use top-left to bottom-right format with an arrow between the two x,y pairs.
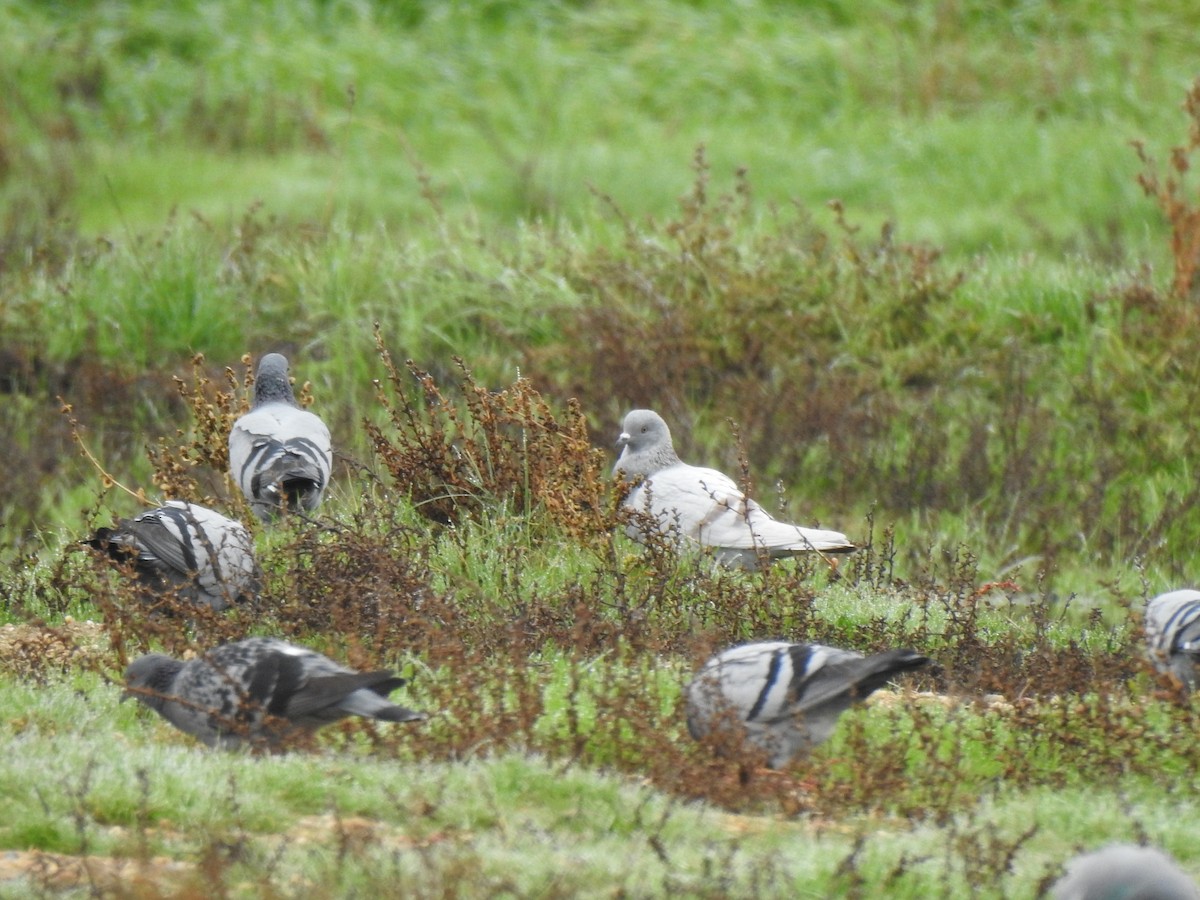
123,637 -> 426,749
1051,844 -> 1198,900
685,641 -> 930,768
229,353 -> 333,521
1144,589 -> 1200,689
85,501 -> 260,612
612,409 -> 855,568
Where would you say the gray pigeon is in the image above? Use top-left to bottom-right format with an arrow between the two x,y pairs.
229,354 -> 333,521
686,641 -> 929,768
613,409 -> 855,568
1051,844 -> 1198,900
124,637 -> 426,748
1144,589 -> 1200,689
86,501 -> 260,611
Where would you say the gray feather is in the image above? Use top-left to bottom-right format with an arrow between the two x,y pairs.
686,641 -> 929,767
123,638 -> 425,749
229,354 -> 333,522
1051,844 -> 1198,900
86,501 -> 259,611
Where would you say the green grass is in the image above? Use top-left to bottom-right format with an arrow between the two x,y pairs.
1,0 -> 1194,251
4,663 -> 1200,896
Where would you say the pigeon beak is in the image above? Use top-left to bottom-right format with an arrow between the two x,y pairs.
615,431 -> 630,450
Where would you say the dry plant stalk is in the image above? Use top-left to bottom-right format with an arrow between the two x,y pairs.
1133,77 -> 1200,301
366,326 -> 614,539
145,353 -> 251,505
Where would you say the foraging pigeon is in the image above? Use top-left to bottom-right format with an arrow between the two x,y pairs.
613,409 -> 854,568
86,501 -> 259,612
1144,589 -> 1200,689
124,637 -> 426,749
685,641 -> 929,767
1051,844 -> 1198,900
229,353 -> 332,521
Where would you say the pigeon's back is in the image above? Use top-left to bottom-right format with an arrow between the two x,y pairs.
1052,844 -> 1199,900
628,462 -> 854,566
146,502 -> 258,607
685,641 -> 927,767
87,501 -> 258,611
229,372 -> 332,520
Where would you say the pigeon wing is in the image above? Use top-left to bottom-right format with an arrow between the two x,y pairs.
635,464 -> 854,554
282,671 -> 403,719
233,643 -> 416,725
687,643 -> 928,766
776,647 -> 930,721
123,510 -> 196,579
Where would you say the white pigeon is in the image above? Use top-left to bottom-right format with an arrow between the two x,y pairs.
124,637 -> 426,749
1144,589 -> 1200,689
686,641 -> 929,768
229,353 -> 333,522
1051,844 -> 1198,900
612,409 -> 855,567
85,501 -> 259,612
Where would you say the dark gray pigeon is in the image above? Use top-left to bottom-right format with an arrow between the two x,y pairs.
613,409 -> 855,568
686,641 -> 929,768
1144,589 -> 1200,689
124,637 -> 426,749
86,501 -> 260,612
1051,843 -> 1198,900
229,354 -> 333,522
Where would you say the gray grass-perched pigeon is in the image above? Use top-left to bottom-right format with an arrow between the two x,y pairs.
686,641 -> 929,768
124,637 -> 426,749
1051,844 -> 1198,900
229,353 -> 332,521
613,409 -> 855,568
1144,589 -> 1200,689
86,501 -> 259,612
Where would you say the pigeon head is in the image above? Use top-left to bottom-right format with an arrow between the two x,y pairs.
614,409 -> 680,478
253,354 -> 298,406
123,653 -> 184,713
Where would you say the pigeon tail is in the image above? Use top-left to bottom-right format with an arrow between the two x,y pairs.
251,449 -> 326,512
335,680 -> 426,722
84,526 -> 126,556
277,473 -> 323,509
361,699 -> 428,723
735,517 -> 857,556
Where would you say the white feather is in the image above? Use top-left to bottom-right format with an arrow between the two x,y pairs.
613,409 -> 853,567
